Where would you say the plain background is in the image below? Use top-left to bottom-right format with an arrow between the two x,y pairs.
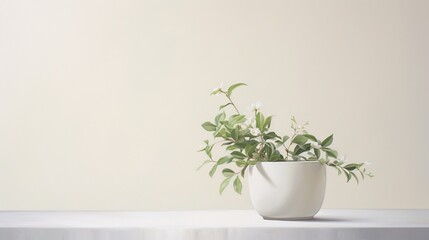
0,0 -> 428,210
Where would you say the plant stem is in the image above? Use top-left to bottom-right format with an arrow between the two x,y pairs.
285,133 -> 296,160
257,136 -> 266,160
282,143 -> 289,159
222,92 -> 240,114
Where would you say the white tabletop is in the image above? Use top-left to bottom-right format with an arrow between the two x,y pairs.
0,209 -> 428,240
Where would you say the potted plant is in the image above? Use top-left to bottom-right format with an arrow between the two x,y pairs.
198,83 -> 373,220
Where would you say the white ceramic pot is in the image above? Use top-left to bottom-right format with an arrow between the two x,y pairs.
248,161 -> 326,220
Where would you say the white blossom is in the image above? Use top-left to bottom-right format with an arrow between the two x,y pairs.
248,101 -> 263,111
250,128 -> 261,136
211,82 -> 224,95
364,161 -> 372,166
311,142 -> 321,149
240,117 -> 255,129
295,125 -> 306,134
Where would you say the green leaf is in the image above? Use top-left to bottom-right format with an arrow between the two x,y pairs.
245,143 -> 258,157
234,141 -> 248,149
303,134 -> 317,142
229,115 -> 246,126
211,89 -> 221,95
293,143 -> 311,155
235,159 -> 247,167
231,127 -> 239,141
264,144 -> 273,159
275,140 -> 284,148
269,150 -> 283,161
196,160 -> 212,170
226,145 -> 239,151
359,169 -> 365,179
345,171 -> 351,182
205,144 -> 214,158
283,135 -> 290,142
231,151 -> 246,159
241,165 -> 248,177
214,127 -> 229,138
202,122 -> 216,132
262,116 -> 272,130
215,112 -> 226,125
314,148 -> 321,159
324,148 -> 338,158
221,141 -> 234,146
233,176 -> 242,194
209,164 -> 217,177
219,103 -> 232,110
219,177 -> 232,194
217,156 -> 233,165
319,158 -> 328,164
222,168 -> 235,177
292,135 -> 308,145
247,159 -> 258,165
344,163 -> 358,171
298,143 -> 310,150
321,134 -> 333,147
227,83 -> 247,97
263,132 -> 280,140
255,112 -> 265,131
350,171 -> 359,184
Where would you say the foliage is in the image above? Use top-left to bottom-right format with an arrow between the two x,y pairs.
199,83 -> 373,194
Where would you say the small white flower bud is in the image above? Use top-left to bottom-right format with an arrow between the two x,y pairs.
211,82 -> 224,95
248,101 -> 263,111
250,128 -> 261,136
311,142 -> 321,149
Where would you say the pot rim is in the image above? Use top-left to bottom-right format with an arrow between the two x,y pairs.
257,160 -> 322,164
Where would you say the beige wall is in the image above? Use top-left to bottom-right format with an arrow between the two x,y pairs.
0,0 -> 428,210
